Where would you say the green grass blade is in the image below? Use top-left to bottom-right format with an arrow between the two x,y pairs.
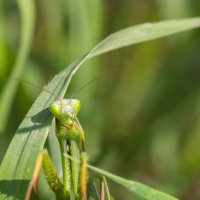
0,0 -> 35,134
87,164 -> 178,200
89,17 -> 200,57
0,17 -> 200,200
66,155 -> 178,200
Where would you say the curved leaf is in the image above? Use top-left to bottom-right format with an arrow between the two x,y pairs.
0,17 -> 200,200
89,17 -> 200,57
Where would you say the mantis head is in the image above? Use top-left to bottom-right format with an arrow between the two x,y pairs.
49,99 -> 81,125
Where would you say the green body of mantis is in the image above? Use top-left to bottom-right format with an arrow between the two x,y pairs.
45,98 -> 86,200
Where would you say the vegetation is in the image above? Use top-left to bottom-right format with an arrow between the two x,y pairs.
0,1 -> 200,200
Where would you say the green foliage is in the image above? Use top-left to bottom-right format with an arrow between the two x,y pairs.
0,15 -> 200,200
0,0 -> 35,133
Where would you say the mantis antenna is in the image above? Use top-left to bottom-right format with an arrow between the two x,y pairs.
1,67 -> 118,101
70,74 -> 105,100
70,67 -> 118,99
1,76 -> 103,100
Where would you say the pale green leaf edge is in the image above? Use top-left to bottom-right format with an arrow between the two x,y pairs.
0,17 -> 200,200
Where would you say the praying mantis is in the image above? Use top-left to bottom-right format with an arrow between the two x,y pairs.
18,79 -> 112,200
43,98 -> 86,200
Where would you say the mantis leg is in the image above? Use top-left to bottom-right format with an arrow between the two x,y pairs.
69,121 -> 87,200
25,150 -> 68,200
56,119 -> 72,196
100,177 -> 111,200
25,152 -> 43,200
79,152 -> 87,200
42,150 -> 68,199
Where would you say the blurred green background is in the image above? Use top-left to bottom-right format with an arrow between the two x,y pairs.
1,1 -> 200,200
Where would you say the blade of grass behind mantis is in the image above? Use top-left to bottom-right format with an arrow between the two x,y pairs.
0,17 -> 200,200
0,0 -> 35,134
67,154 -> 178,200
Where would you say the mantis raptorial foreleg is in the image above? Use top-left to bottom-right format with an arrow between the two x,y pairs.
42,150 -> 67,199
